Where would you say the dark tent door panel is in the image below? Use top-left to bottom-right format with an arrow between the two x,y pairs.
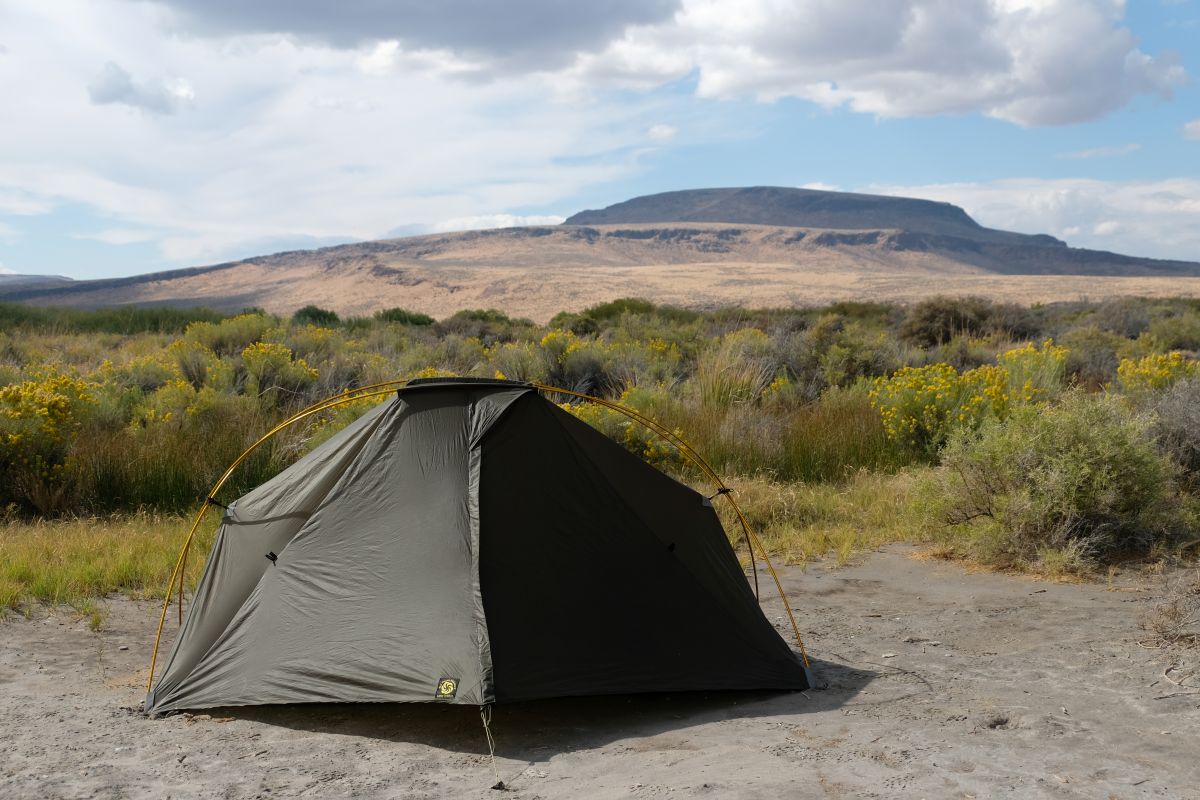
478,394 -> 808,702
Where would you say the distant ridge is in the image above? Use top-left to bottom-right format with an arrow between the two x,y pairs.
0,273 -> 74,290
565,186 -> 1065,247
4,186 -> 1200,322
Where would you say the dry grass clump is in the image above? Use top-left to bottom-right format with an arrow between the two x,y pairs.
710,470 -> 925,566
0,510 -> 218,627
1143,566 -> 1200,648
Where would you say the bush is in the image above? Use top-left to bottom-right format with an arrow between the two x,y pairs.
0,375 -> 95,514
869,362 -> 1007,456
1147,312 -> 1200,352
1150,379 -> 1200,488
183,313 -> 276,357
1059,325 -> 1124,389
1117,352 -> 1199,399
998,339 -> 1067,404
241,342 -> 319,407
438,309 -> 535,342
1091,298 -> 1150,338
929,392 -> 1179,571
579,297 -> 657,321
374,308 -> 435,326
987,303 -> 1044,340
292,305 -> 340,326
899,296 -> 994,347
695,329 -> 776,407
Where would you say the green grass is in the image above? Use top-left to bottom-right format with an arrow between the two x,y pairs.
0,511 -> 219,623
0,302 -> 228,334
652,388 -> 909,483
710,469 -> 928,566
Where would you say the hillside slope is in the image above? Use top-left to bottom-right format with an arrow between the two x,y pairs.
4,188 -> 1200,321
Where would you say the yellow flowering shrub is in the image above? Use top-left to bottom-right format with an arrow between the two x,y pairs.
287,325 -> 341,361
871,340 -> 1069,455
120,353 -> 177,392
1117,351 -> 1199,396
242,342 -> 319,404
129,379 -> 195,428
999,339 -> 1067,404
167,339 -> 222,390
183,313 -> 276,356
870,363 -> 1008,455
540,329 -> 579,356
0,375 -> 95,512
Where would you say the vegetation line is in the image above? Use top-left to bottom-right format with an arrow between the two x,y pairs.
4,295 -> 1200,622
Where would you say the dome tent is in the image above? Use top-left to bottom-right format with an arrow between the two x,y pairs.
145,378 -> 809,715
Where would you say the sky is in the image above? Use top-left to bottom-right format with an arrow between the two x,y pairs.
0,0 -> 1197,280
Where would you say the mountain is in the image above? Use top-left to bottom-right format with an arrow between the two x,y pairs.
0,273 -> 74,290
567,186 -> 1064,246
3,187 -> 1199,322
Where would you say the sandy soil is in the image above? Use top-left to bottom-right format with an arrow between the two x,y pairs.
2,546 -> 1198,799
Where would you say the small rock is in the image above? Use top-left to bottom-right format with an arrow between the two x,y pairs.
881,653 -> 897,659
118,645 -> 129,651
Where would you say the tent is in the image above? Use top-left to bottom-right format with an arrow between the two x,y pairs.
145,378 -> 810,715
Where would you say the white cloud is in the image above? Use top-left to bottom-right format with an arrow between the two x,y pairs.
800,182 -> 841,192
0,221 -> 17,244
429,214 -> 567,233
1063,143 -> 1141,158
0,190 -> 52,215
0,1 -> 658,264
568,0 -> 1187,126
0,261 -> 13,275
1186,119 -> 1200,140
647,123 -> 677,142
88,61 -> 194,114
868,178 -> 1200,260
0,0 -> 1191,277
71,228 -> 159,245
149,0 -> 679,69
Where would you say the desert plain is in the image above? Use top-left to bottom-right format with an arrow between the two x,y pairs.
3,546 -> 1198,799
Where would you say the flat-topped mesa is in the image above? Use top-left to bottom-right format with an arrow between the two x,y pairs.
565,186 -> 1066,247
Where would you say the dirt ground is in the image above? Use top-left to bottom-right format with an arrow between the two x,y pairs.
2,546 -> 1198,799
